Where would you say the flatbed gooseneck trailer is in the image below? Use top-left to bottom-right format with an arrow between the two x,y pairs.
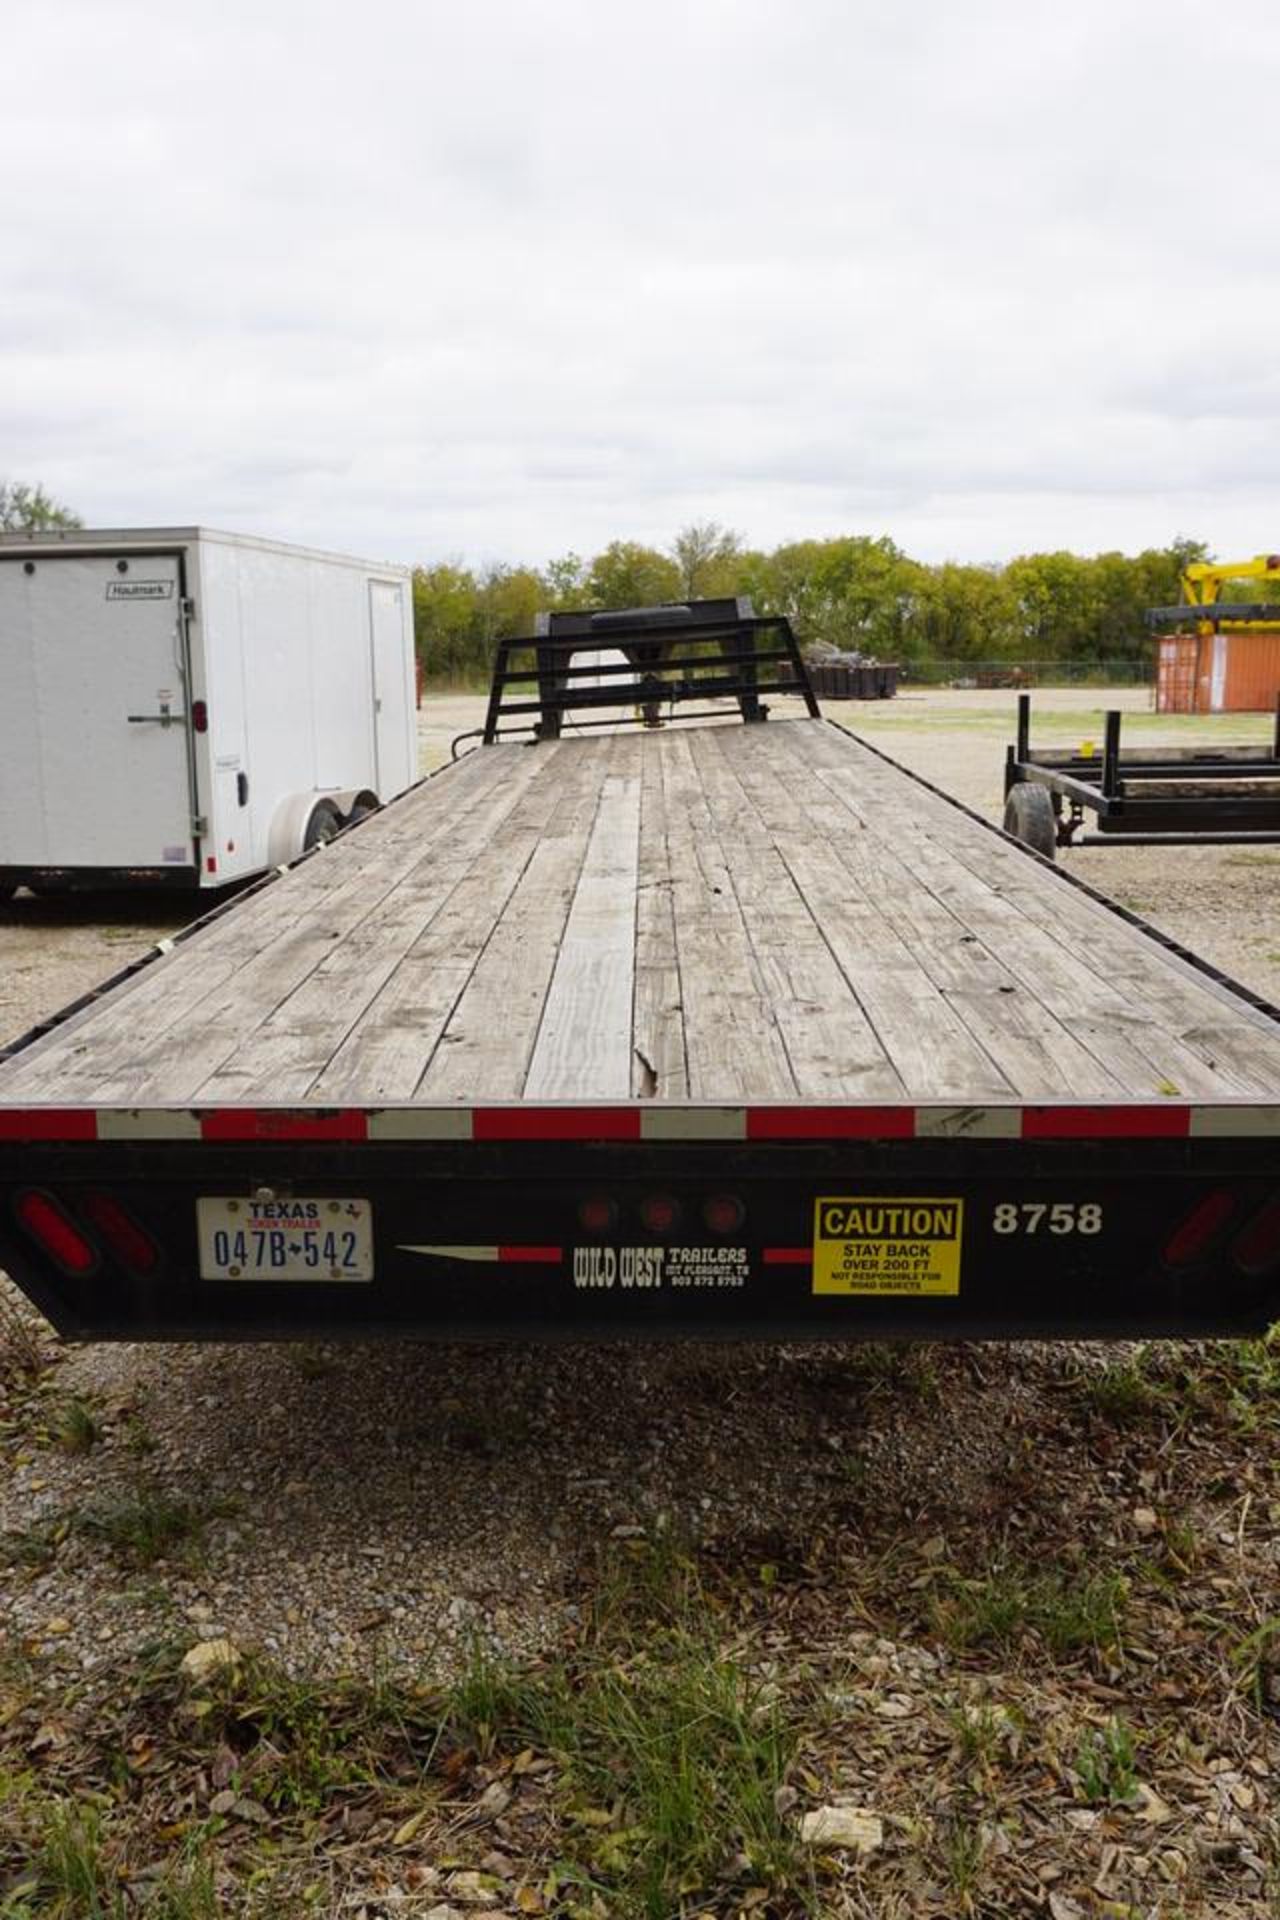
2,599 -> 1279,1344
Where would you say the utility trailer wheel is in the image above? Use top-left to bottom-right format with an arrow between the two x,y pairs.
343,789 -> 380,828
303,799 -> 344,850
1003,784 -> 1057,860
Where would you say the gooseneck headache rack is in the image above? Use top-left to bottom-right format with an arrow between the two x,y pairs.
477,596 -> 820,746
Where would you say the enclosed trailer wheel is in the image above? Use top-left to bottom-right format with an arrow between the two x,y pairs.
1003,784 -> 1057,860
303,799 -> 344,849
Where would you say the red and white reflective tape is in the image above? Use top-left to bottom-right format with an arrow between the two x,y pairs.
1,1102 -> 1280,1144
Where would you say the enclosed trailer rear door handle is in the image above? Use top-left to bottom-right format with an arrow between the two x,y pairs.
127,707 -> 185,727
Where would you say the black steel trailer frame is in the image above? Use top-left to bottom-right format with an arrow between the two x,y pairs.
1003,692 -> 1280,853
473,595 -> 818,748
2,1113 -> 1280,1345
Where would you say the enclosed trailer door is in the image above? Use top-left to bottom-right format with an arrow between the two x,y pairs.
0,552 -> 195,870
368,578 -> 410,794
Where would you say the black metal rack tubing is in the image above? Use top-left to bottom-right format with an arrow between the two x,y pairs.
494,617 -> 793,653
492,647 -> 796,684
494,674 -> 802,717
1079,831 -> 1280,846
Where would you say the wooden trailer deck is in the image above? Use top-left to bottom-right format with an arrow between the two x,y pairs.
4,716 -> 1280,1110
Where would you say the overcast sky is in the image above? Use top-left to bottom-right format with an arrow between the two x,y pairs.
4,0 -> 1277,571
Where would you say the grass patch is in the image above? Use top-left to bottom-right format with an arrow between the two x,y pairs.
0,1513 -> 68,1572
931,1563 -> 1128,1658
1078,1349 -> 1170,1424
449,1634 -> 801,1916
842,1341 -> 942,1401
4,1800 -> 221,1920
0,1290 -> 48,1390
443,1541 -> 805,1917
75,1484 -> 233,1569
197,1657 -> 440,1815
51,1397 -> 101,1455
1074,1717 -> 1140,1806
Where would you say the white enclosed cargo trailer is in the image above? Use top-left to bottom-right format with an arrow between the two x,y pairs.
0,527 -> 417,895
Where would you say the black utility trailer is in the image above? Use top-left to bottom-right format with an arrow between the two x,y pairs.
1003,691 -> 1280,857
3,602 -> 1280,1346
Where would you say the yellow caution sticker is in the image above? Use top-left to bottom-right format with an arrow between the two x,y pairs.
813,1196 -> 963,1297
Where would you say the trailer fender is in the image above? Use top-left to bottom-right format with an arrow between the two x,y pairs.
264,794 -> 345,866
327,787 -> 380,825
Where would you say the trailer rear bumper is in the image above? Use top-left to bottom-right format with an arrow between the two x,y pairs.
2,1106 -> 1278,1342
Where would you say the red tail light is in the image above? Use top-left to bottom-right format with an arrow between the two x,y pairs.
1232,1198 -> 1280,1277
577,1195 -> 618,1237
703,1194 -> 745,1236
14,1191 -> 98,1276
191,699 -> 209,732
1162,1189 -> 1235,1268
80,1193 -> 160,1275
640,1195 -> 681,1237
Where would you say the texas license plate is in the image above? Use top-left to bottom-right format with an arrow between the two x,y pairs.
196,1197 -> 373,1281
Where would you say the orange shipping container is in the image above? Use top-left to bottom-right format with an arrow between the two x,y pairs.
1155,628 -> 1280,713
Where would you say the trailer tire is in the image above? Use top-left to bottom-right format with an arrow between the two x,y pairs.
303,799 -> 344,850
343,789 -> 379,827
1003,784 -> 1057,860
0,882 -> 14,906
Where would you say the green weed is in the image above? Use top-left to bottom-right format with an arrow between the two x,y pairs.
75,1485 -> 231,1568
937,1814 -> 988,1903
1075,1717 -> 1139,1806
1080,1350 -> 1169,1423
445,1544 -> 804,1918
0,1514 -> 67,1571
51,1397 -> 100,1455
931,1564 -> 1127,1657
949,1700 -> 1016,1769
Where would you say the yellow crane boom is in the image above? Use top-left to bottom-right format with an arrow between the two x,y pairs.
1182,554 -> 1280,607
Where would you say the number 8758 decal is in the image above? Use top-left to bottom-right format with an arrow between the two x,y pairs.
992,1202 -> 1102,1235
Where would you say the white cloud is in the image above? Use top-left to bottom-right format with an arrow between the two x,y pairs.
4,0 -> 1278,568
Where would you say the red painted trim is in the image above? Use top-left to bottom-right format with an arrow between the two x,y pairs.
1021,1105 -> 1191,1140
474,1108 -> 643,1142
747,1107 -> 916,1140
198,1110 -> 370,1142
763,1247 -> 811,1265
0,1109 -> 98,1142
498,1245 -> 563,1264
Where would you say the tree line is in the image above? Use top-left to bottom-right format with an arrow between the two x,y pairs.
413,527 -> 1218,682
1,481 -> 1240,680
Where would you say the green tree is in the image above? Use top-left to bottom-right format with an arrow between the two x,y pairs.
0,480 -> 81,531
544,551 -> 588,607
412,561 -> 480,680
586,540 -> 682,610
671,521 -> 742,599
475,563 -> 544,649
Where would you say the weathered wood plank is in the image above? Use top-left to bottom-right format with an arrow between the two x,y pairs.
659,729 -> 799,1101
694,727 -> 905,1098
782,719 -> 1280,1096
205,746 -> 570,1102
0,746 -> 516,1098
525,743 -> 642,1100
417,737 -> 615,1101
722,725 -> 1015,1099
631,733 -> 688,1098
723,726 -> 1123,1098
97,747 -> 554,1103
